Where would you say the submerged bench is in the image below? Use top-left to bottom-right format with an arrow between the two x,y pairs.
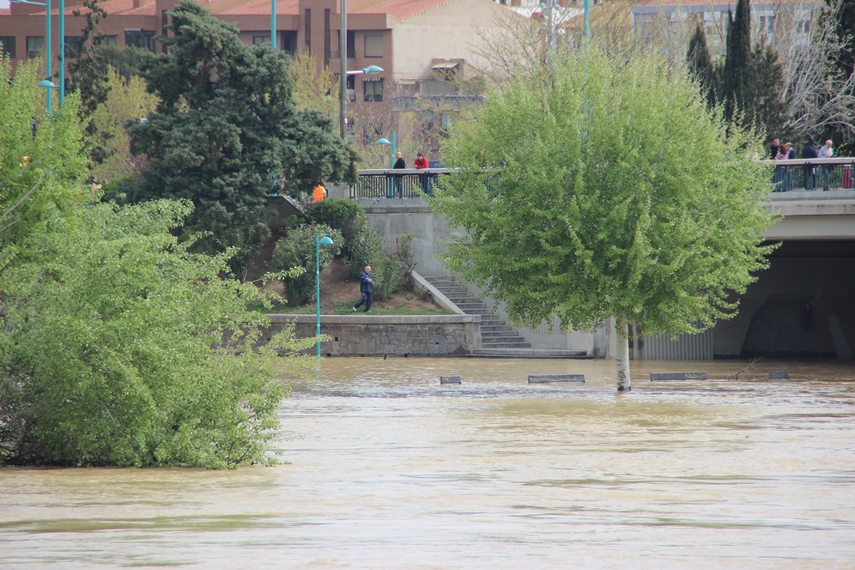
650,372 -> 707,381
528,374 -> 585,383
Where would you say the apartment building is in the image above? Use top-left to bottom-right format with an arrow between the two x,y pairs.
0,0 -> 518,104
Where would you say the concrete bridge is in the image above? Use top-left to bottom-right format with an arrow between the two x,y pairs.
337,161 -> 855,360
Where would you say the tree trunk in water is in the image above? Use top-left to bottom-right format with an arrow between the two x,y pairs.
616,316 -> 632,392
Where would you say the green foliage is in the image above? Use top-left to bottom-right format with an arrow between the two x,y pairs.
98,45 -> 153,82
89,67 -> 159,181
67,0 -> 112,119
0,57 -> 89,257
307,198 -> 379,279
431,46 -> 777,339
341,216 -> 385,280
723,0 -> 752,125
306,197 -> 364,228
0,199 -> 318,467
0,69 -> 317,468
687,22 -> 718,109
748,43 -> 788,142
836,0 -> 855,78
290,50 -> 339,117
127,0 -> 357,274
371,234 -> 416,301
269,224 -> 343,306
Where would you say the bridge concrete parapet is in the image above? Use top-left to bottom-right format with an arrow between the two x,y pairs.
765,191 -> 855,241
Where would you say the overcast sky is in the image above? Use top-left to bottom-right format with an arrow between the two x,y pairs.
0,1 -> 11,9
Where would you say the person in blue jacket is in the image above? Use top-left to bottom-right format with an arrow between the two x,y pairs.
353,266 -> 375,312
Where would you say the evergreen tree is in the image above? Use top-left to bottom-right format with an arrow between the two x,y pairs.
837,0 -> 855,78
722,0 -> 752,125
687,21 -> 718,109
749,43 -> 788,141
127,1 -> 357,274
67,0 -> 111,119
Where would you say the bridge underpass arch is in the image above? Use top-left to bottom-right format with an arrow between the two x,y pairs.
713,240 -> 855,360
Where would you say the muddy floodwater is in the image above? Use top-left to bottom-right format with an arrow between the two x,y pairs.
2,358 -> 855,569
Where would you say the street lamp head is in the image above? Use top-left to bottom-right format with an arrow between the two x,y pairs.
319,236 -> 334,246
377,138 -> 392,145
38,79 -> 58,89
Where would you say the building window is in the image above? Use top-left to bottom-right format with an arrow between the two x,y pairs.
363,78 -> 383,102
161,10 -> 169,54
441,113 -> 453,129
324,8 -> 331,67
347,75 -> 355,101
423,110 -> 434,129
634,13 -> 653,39
125,30 -> 156,52
64,36 -> 82,58
281,31 -> 296,55
333,30 -> 356,59
0,37 -> 15,58
104,35 -> 118,47
26,36 -> 43,59
304,9 -> 311,53
253,35 -> 271,46
364,34 -> 383,58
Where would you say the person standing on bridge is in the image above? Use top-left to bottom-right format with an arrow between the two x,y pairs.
414,152 -> 429,195
802,139 -> 819,190
818,140 -> 834,190
353,266 -> 375,313
392,152 -> 406,199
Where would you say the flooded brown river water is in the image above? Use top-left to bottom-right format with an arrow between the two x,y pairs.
2,358 -> 855,569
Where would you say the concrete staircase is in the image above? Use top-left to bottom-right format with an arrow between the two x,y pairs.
422,275 -> 589,358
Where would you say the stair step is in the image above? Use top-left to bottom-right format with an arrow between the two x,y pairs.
469,348 -> 590,359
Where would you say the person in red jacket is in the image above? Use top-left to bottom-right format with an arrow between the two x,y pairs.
414,152 -> 430,194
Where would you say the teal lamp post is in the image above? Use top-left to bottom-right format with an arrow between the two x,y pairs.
271,0 -> 276,49
376,132 -> 396,168
11,0 -> 62,111
315,234 -> 334,359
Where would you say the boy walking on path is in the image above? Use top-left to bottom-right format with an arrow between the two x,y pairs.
353,266 -> 375,312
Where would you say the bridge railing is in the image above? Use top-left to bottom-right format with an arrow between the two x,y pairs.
761,158 -> 855,192
351,160 -> 855,198
350,168 -> 452,199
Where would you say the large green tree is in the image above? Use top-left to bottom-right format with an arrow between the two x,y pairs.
128,0 -> 357,275
0,55 -> 317,468
431,47 -> 777,391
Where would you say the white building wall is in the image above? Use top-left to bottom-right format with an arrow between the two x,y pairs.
389,0 -> 520,81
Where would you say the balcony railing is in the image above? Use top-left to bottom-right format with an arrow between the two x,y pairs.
350,159 -> 855,200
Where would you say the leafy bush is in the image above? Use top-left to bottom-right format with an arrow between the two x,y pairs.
269,223 -> 343,306
371,234 -> 416,301
0,200 -> 318,468
342,216 -> 385,280
306,197 -> 364,228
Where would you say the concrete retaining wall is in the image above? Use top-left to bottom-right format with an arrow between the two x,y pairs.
356,198 -> 609,355
266,314 -> 482,356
